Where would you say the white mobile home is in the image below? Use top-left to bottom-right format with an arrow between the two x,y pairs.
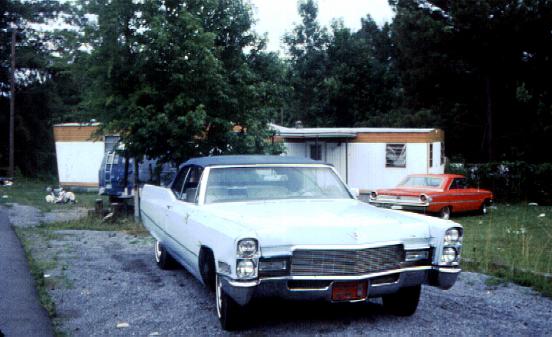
53,123 -> 118,188
271,124 -> 445,193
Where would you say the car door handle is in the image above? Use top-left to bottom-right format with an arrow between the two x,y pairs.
166,205 -> 172,209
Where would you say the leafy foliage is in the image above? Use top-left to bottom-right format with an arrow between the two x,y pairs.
390,0 -> 552,162
77,0 -> 282,164
0,0 -> 76,176
4,0 -> 552,176
284,0 -> 330,126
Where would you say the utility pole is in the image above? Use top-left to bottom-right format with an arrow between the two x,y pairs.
9,29 -> 16,177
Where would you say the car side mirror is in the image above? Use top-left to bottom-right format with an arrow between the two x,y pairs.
350,187 -> 360,198
185,187 -> 198,203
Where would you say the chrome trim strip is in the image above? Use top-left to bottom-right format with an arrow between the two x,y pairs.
290,241 -> 404,251
431,200 -> 482,205
208,164 -> 333,169
227,279 -> 260,287
436,268 -> 461,273
288,286 -> 331,292
344,297 -> 368,303
260,265 -> 432,281
371,280 -> 399,287
371,199 -> 486,206
405,246 -> 431,250
225,265 -> 460,287
369,200 -> 429,207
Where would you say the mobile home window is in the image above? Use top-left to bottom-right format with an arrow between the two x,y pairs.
386,144 -> 406,168
429,143 -> 434,167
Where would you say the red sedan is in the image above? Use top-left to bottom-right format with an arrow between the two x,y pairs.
368,174 -> 493,219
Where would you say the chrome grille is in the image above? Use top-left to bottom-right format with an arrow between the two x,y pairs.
290,244 -> 404,276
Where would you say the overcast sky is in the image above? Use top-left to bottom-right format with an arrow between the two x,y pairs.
249,0 -> 394,53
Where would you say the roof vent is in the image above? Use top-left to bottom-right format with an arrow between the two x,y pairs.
294,120 -> 303,129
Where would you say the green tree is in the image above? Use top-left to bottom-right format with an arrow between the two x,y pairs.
0,0 -> 75,175
81,0 -> 281,164
390,0 -> 552,162
284,0 -> 330,126
324,17 -> 401,127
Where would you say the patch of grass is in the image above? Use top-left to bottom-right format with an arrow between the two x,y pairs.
456,203 -> 552,297
40,215 -> 149,235
0,177 -> 106,211
15,228 -> 80,337
14,228 -> 58,318
484,276 -> 506,287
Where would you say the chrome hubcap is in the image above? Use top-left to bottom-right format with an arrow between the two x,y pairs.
442,207 -> 450,220
216,275 -> 222,319
155,241 -> 162,263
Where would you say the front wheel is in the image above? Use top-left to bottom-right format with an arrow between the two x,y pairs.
382,285 -> 421,316
154,240 -> 176,270
439,206 -> 451,220
216,275 -> 244,331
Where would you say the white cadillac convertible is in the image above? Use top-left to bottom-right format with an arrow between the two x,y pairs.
140,155 -> 462,330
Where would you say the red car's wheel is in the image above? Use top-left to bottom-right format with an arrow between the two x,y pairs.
439,206 -> 451,220
480,200 -> 490,215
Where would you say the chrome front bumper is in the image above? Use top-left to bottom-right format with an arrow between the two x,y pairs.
221,266 -> 460,306
368,200 -> 429,212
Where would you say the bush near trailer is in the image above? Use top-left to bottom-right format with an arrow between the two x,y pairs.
447,162 -> 552,205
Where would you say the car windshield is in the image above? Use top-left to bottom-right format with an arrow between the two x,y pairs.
398,176 -> 443,188
204,166 -> 352,204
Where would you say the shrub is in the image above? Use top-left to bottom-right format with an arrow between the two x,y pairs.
447,161 -> 552,205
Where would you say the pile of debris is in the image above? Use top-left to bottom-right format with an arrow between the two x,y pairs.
0,177 -> 13,186
45,186 -> 77,204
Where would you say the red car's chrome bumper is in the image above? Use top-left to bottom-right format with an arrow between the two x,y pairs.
368,198 -> 429,212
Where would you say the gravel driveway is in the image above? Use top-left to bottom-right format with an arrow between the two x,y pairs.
10,205 -> 552,336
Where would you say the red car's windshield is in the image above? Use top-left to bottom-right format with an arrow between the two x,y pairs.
398,176 -> 444,188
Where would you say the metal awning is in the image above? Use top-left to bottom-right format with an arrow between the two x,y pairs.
277,132 -> 356,139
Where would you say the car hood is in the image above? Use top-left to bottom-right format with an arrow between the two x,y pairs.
203,199 -> 432,247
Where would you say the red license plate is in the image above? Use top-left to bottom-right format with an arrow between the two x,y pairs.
331,281 -> 368,301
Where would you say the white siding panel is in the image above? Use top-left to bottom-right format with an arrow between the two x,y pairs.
55,141 -> 104,184
429,141 -> 445,174
347,143 -> 382,190
407,143 -> 428,174
283,142 -> 306,157
347,143 -> 431,190
325,143 -> 346,179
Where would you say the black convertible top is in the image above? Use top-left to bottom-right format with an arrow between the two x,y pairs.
183,155 -> 323,167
